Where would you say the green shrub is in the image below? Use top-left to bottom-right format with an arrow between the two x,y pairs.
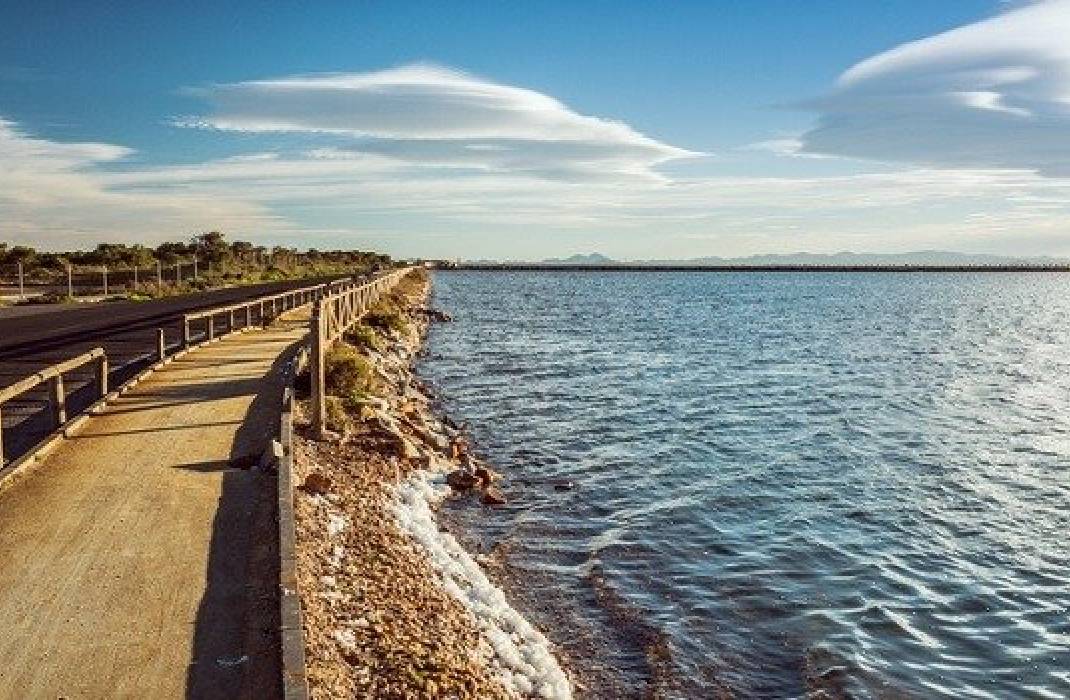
364,310 -> 408,335
324,342 -> 376,398
325,396 -> 350,433
345,324 -> 380,351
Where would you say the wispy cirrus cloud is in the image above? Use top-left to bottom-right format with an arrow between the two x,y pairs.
178,63 -> 700,181
799,0 -> 1070,176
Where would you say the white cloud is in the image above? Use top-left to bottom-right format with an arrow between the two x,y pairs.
181,63 -> 700,181
799,0 -> 1070,175
0,119 -> 281,246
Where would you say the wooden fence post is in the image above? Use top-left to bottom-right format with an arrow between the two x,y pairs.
97,355 -> 108,397
157,329 -> 166,361
311,300 -> 327,440
207,315 -> 215,341
49,375 -> 66,427
183,317 -> 191,349
245,305 -> 252,328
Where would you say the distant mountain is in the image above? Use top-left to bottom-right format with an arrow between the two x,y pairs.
539,252 -> 616,265
467,250 -> 1070,267
639,250 -> 1070,267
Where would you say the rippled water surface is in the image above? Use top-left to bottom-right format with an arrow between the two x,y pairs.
419,271 -> 1070,699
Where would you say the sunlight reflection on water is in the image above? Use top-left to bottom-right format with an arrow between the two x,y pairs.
420,271 -> 1070,699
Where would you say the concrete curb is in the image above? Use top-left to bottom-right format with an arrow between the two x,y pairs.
278,349 -> 310,700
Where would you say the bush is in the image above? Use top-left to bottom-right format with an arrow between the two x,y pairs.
16,292 -> 75,305
324,342 -> 376,399
325,396 -> 350,433
345,324 -> 380,351
364,310 -> 408,335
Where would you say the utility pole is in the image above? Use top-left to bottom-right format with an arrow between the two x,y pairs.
156,260 -> 162,288
193,256 -> 198,280
176,262 -> 182,286
102,266 -> 108,297
67,264 -> 73,298
17,262 -> 24,301
133,264 -> 139,290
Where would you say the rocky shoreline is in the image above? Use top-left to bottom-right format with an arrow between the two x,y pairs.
291,269 -> 572,699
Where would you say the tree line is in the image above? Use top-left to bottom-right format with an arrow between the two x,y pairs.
0,232 -> 392,270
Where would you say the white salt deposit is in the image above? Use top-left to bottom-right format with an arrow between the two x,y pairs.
393,470 -> 573,700
327,513 -> 349,537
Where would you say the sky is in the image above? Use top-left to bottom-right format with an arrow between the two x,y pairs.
2,0 -> 1070,260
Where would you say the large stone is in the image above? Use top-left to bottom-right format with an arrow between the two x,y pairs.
481,486 -> 507,506
301,471 -> 333,494
473,466 -> 500,488
446,469 -> 478,491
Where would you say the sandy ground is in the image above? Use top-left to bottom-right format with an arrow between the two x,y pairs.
0,314 -> 308,698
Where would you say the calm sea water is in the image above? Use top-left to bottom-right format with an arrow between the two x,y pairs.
418,271 -> 1070,699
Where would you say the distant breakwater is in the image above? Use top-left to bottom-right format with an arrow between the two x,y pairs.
449,263 -> 1070,272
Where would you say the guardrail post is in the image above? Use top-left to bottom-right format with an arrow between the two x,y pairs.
229,308 -> 236,333
157,329 -> 166,361
49,375 -> 66,428
183,317 -> 191,349
311,300 -> 327,440
245,305 -> 252,328
97,355 -> 108,397
207,315 -> 215,342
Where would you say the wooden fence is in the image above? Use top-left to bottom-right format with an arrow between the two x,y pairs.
310,268 -> 414,438
0,348 -> 108,466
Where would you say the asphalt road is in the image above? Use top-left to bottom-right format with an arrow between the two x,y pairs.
0,275 -> 345,463
0,276 -> 340,361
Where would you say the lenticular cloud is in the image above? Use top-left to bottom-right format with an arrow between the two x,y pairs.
799,0 -> 1070,176
183,64 -> 698,182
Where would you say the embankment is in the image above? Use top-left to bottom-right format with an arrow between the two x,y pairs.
291,269 -> 572,699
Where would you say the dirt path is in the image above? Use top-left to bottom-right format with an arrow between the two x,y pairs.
0,313 -> 309,699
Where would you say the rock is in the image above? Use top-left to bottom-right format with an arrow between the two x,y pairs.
301,471 -> 333,494
446,469 -> 479,491
481,486 -> 507,506
397,438 -> 421,460
473,466 -> 500,488
420,307 -> 453,322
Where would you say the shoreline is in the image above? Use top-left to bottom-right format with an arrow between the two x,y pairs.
290,270 -> 572,698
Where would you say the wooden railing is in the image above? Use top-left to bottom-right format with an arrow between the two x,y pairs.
181,278 -> 355,348
0,348 -> 108,466
309,268 -> 414,438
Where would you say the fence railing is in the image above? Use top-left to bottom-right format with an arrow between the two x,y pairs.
309,267 -> 414,438
0,348 -> 108,466
181,278 -> 356,348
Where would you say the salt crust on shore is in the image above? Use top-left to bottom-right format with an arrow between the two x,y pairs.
393,468 -> 573,700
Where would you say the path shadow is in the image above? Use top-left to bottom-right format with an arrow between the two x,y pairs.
184,340 -> 300,699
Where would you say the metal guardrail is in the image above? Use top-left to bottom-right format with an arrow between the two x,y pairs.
309,267 -> 414,438
0,348 -> 108,466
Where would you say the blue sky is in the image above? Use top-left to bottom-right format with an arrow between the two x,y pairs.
3,0 -> 1069,259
